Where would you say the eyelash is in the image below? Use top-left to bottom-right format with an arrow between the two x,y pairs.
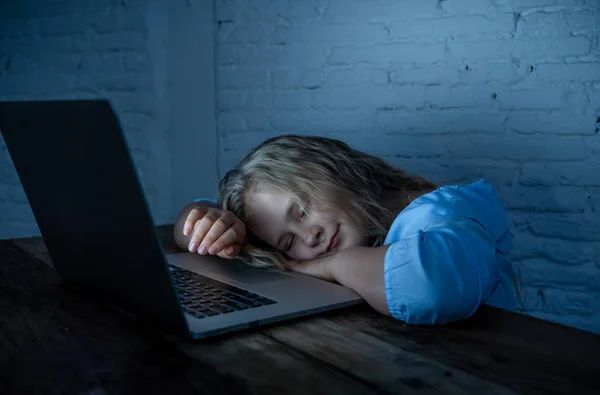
286,207 -> 306,251
286,235 -> 295,251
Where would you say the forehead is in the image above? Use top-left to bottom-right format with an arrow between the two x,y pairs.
245,187 -> 293,246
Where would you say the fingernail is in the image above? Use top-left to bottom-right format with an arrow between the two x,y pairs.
183,225 -> 190,236
198,244 -> 207,254
208,246 -> 217,255
188,242 -> 197,252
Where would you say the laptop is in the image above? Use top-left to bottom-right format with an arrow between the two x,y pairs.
0,100 -> 363,340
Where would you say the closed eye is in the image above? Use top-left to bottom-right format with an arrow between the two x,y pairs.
286,235 -> 295,251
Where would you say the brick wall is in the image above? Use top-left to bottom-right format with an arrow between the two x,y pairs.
0,0 -> 172,235
216,0 -> 600,333
0,0 -> 219,236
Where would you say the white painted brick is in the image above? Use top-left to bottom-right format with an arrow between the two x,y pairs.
218,91 -> 246,111
526,212 -> 600,241
362,134 -> 448,158
273,23 -> 387,45
219,69 -> 268,89
218,113 -> 246,133
328,43 -> 446,65
0,18 -> 37,38
311,86 -> 427,110
247,0 -> 321,22
271,69 -> 326,90
589,84 -> 600,108
268,109 -> 375,135
512,232 -> 598,265
328,67 -> 384,87
509,111 -> 598,135
90,32 -> 146,52
244,113 -> 270,130
517,10 -> 598,37
90,12 -> 146,34
304,111 -> 375,134
390,15 -> 514,39
447,135 -> 589,161
535,62 -> 600,82
244,91 -> 272,110
371,69 -> 389,85
1,1 -> 78,18
219,23 -> 272,44
391,65 -> 459,86
498,87 -> 571,110
442,163 -> 519,186
73,72 -> 153,93
113,92 -> 156,115
0,54 -> 37,75
275,43 -> 329,67
37,15 -> 89,36
425,84 -> 506,109
36,53 -> 81,73
519,286 -> 597,317
517,260 -> 600,294
439,0 -> 499,15
376,109 -> 508,135
324,1 -> 437,22
458,62 -> 528,85
449,37 -> 591,62
2,36 -> 72,54
79,54 -> 127,73
501,186 -> 589,213
512,0 -> 586,8
220,45 -> 274,67
271,91 -> 312,110
222,131 -> 275,151
520,163 -> 600,186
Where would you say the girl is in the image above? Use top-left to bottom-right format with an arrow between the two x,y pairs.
173,135 -> 517,325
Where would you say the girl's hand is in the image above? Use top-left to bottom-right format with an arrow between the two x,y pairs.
183,206 -> 245,259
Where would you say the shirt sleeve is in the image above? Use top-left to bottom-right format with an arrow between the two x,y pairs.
384,216 -> 502,325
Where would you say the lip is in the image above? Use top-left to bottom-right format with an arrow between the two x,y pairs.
326,225 -> 340,253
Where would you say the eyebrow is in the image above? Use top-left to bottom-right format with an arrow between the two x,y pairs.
275,202 -> 295,249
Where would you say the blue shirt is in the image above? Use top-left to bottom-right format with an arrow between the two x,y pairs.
383,179 -> 517,325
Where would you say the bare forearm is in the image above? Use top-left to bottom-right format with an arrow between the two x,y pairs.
173,200 -> 218,251
329,246 -> 391,315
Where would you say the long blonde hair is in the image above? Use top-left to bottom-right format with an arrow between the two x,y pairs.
218,135 -> 436,269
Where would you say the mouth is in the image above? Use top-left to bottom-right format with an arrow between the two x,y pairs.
326,225 -> 340,253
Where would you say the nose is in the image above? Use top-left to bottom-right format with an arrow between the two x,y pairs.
302,224 -> 323,247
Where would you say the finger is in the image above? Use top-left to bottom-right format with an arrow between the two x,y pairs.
217,244 -> 240,259
188,211 -> 220,253
198,215 -> 235,254
183,206 -> 208,236
208,227 -> 242,255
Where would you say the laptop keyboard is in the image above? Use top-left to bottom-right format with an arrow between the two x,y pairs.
168,264 -> 277,319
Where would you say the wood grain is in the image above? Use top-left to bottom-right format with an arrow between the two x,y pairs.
2,225 -> 600,395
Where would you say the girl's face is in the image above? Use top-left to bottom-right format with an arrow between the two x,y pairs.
245,187 -> 369,261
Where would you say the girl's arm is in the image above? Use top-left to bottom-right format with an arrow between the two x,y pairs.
288,217 -> 506,325
286,246 -> 391,315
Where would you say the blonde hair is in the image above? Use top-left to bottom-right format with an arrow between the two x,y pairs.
218,135 -> 436,269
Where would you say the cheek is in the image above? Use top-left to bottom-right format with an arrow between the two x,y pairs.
288,245 -> 319,261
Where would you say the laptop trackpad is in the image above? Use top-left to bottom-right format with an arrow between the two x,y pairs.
206,261 -> 294,285
169,253 -> 294,285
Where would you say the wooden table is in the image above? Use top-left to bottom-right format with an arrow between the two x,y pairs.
2,225 -> 599,395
